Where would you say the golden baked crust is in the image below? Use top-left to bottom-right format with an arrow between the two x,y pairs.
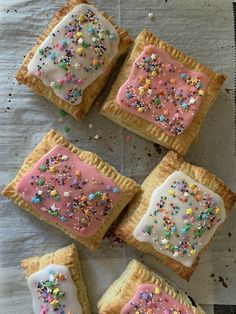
116,151 -> 236,280
97,259 -> 205,314
16,0 -> 133,120
21,244 -> 90,314
100,29 -> 226,156
2,129 -> 140,251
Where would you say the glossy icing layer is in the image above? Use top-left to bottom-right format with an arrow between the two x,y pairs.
16,145 -> 121,237
117,45 -> 209,136
28,3 -> 119,105
121,283 -> 194,314
133,171 -> 226,267
28,264 -> 82,314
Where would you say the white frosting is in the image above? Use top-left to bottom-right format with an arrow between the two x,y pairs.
28,264 -> 82,314
28,3 -> 119,105
133,171 -> 226,267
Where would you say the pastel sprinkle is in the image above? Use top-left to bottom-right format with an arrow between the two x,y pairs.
16,145 -> 121,237
117,45 -> 208,136
121,283 -> 194,314
135,173 -> 224,263
36,271 -> 66,311
29,5 -> 119,105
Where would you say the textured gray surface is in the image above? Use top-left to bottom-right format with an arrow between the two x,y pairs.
0,0 -> 235,313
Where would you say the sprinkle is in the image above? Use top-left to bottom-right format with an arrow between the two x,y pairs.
215,207 -> 220,214
159,114 -> 165,122
38,48 -> 44,55
82,41 -> 89,48
88,193 -> 95,200
151,53 -> 156,60
79,14 -> 86,22
74,63 -> 80,70
88,28 -> 94,34
181,224 -> 190,234
88,123 -> 93,129
154,97 -> 161,105
50,82 -> 62,90
197,81 -> 203,89
76,31 -> 83,37
39,165 -> 46,171
49,51 -> 56,61
161,239 -> 169,244
73,90 -> 80,97
76,47 -> 84,54
179,73 -> 187,79
37,178 -> 45,186
181,102 -> 189,109
186,208 -> 193,215
145,225 -> 152,235
126,135 -> 133,142
58,62 -> 68,70
64,126 -> 70,133
64,191 -> 70,198
112,187 -> 120,193
109,33 -> 116,40
53,288 -> 60,295
168,189 -> 175,196
67,31 -> 73,38
60,216 -> 67,221
31,197 -> 41,204
94,134 -> 100,140
61,155 -> 69,161
49,166 -> 56,173
151,70 -> 157,76
138,86 -> 145,96
78,37 -> 84,44
58,109 -> 67,118
148,12 -> 154,19
92,58 -> 98,66
61,39 -> 67,46
50,204 -> 58,211
34,70 -> 42,77
189,97 -> 196,104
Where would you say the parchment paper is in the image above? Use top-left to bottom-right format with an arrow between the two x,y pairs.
0,0 -> 235,313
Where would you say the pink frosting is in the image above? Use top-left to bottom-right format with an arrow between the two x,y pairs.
117,45 -> 209,136
16,145 -> 121,237
121,283 -> 194,314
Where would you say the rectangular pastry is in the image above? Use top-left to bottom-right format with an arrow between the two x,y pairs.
21,244 -> 90,314
116,151 -> 236,280
16,0 -> 133,120
98,259 -> 205,314
2,129 -> 140,251
100,29 -> 226,155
